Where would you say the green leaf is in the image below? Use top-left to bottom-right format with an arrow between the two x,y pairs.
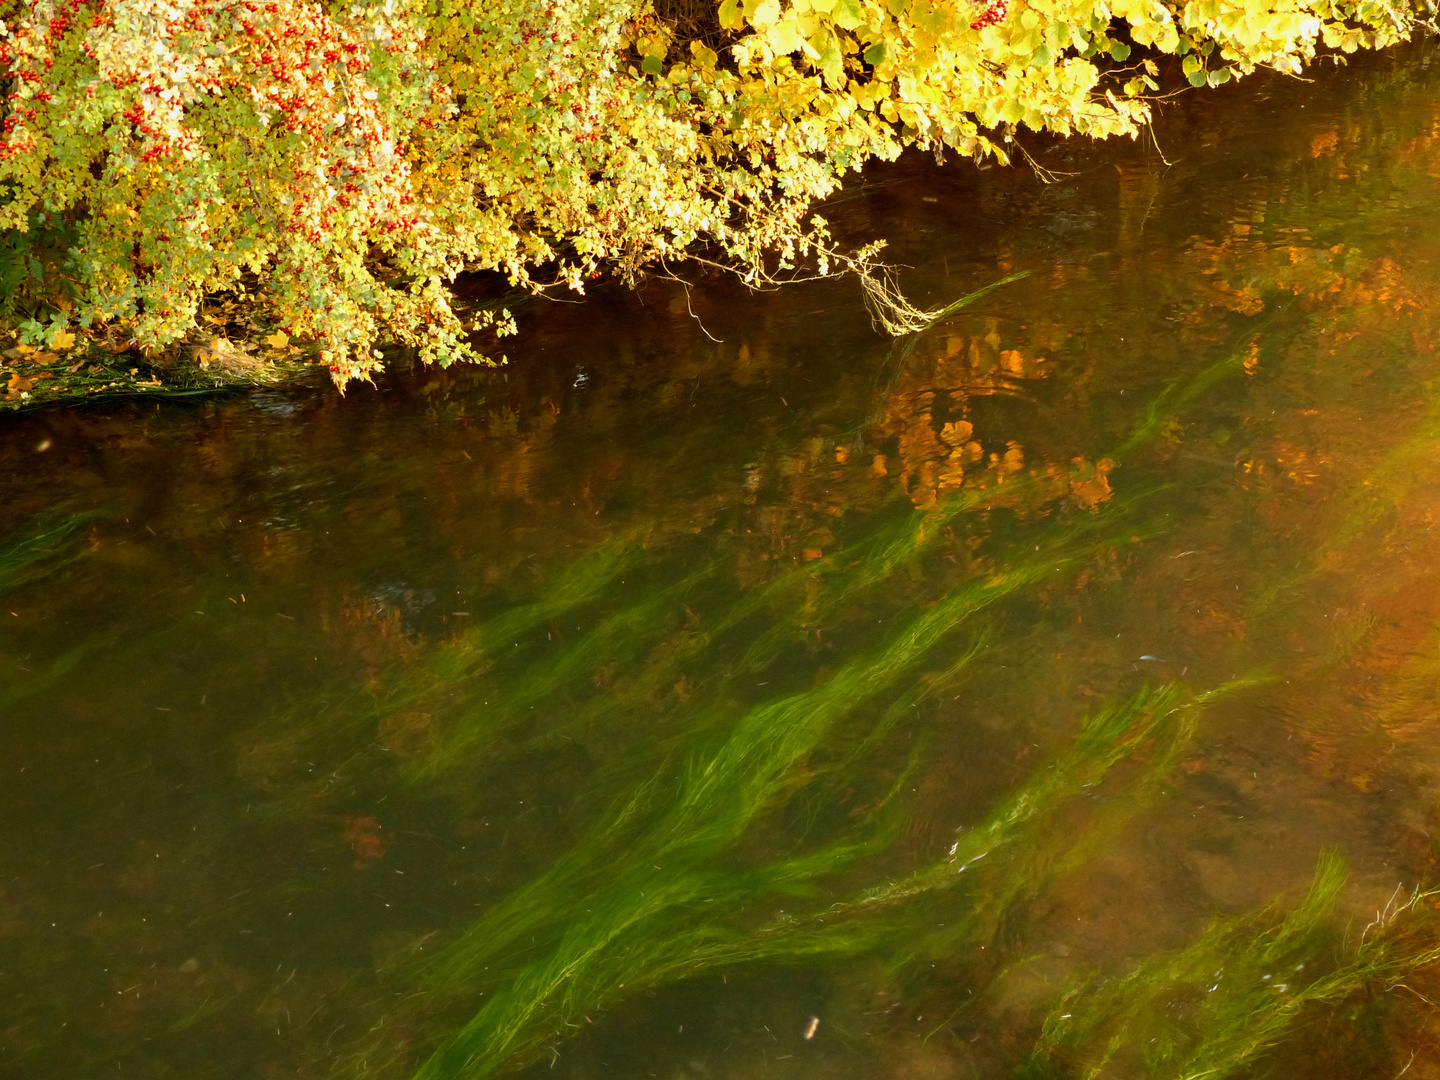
1187,69 -> 1208,86
641,54 -> 664,75
718,0 -> 742,30
816,28 -> 844,86
832,0 -> 865,29
1207,66 -> 1231,85
1108,39 -> 1131,60
912,0 -> 946,35
863,40 -> 888,65
1182,53 -> 1202,74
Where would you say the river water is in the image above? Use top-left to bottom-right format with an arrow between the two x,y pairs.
5,41 -> 1440,1080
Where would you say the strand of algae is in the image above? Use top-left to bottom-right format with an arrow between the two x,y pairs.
0,508 -> 101,710
0,507 -> 96,596
406,451 -> 1172,789
482,483 -> 1167,810
707,681 -> 1267,980
253,345 -> 1235,807
1245,379 -> 1440,626
234,526 -> 671,799
1020,851 -> 1440,1080
428,531 -> 1093,972
249,470 -> 1149,811
311,347 -> 1251,1076
397,488 -> 1198,1077
402,681 -> 1211,1080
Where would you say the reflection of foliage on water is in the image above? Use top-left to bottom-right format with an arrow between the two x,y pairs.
1022,852 -> 1440,1080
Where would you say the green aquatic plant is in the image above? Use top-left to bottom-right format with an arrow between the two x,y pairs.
271,350 -> 1253,1079
1113,350 -> 1249,463
244,301 -> 1242,819
0,640 -> 92,712
0,508 -> 96,596
1247,385 -> 1440,627
0,508 -> 99,709
232,525 -> 662,798
1020,852 -> 1440,1080
401,672 -> 1209,1080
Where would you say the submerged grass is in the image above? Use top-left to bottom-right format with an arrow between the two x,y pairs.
0,508 -> 100,709
1021,852 -> 1440,1080
403,683 -> 1207,1080
0,507 -> 95,595
249,346 -> 1235,817
301,352 -> 1261,1078
386,491 -> 1218,1078
1247,384 -> 1440,625
399,346 -> 1195,786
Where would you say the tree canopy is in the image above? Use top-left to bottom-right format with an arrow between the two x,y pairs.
0,0 -> 1425,386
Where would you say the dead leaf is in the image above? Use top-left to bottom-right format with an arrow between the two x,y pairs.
32,351 -> 59,366
7,373 -> 34,393
263,330 -> 290,350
